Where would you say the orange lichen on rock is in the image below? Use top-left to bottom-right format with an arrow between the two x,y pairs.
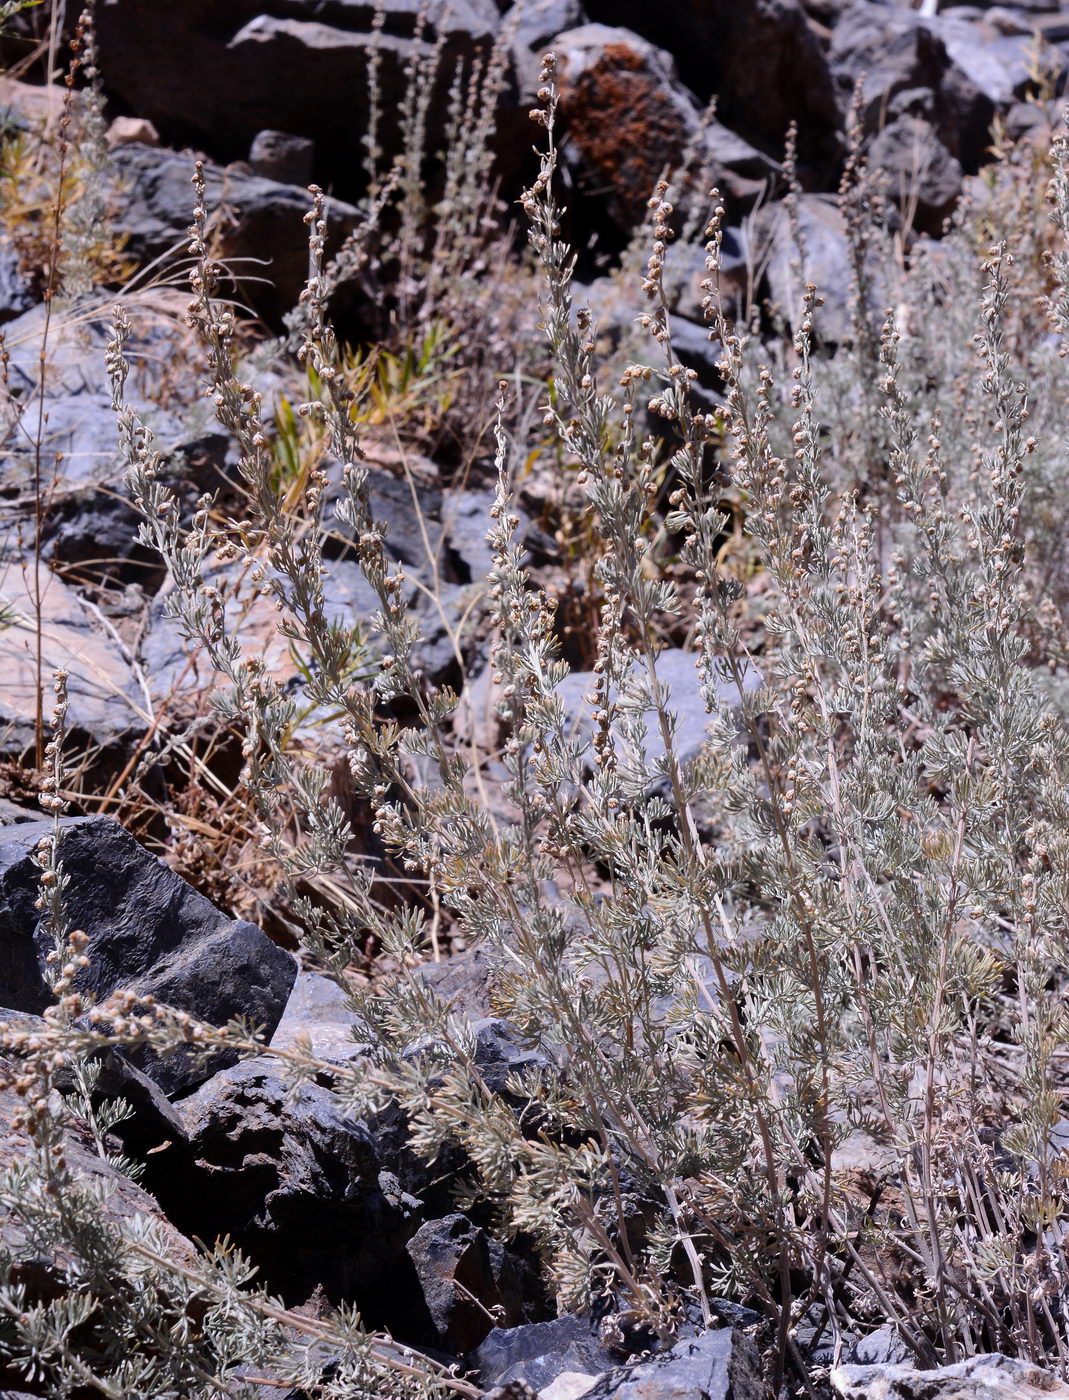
558,40 -> 689,224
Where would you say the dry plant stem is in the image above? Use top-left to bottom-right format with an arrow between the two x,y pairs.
29,22 -> 84,770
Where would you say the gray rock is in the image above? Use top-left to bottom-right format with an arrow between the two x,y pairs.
1,391 -> 128,494
508,0 -> 586,52
325,459 -> 546,586
139,500 -> 494,715
0,301 -> 231,583
249,129 -> 316,185
582,1327 -> 763,1400
829,2 -> 1030,170
0,564 -> 144,761
440,488 -> 506,585
473,1314 -> 617,1393
1,300 -> 141,401
0,237 -> 33,325
110,143 -> 361,324
925,13 -> 1040,108
831,2 -> 947,134
408,580 -> 489,685
323,464 -> 445,576
457,647 -> 760,779
759,193 -> 882,344
842,1325 -> 913,1368
696,123 -> 781,213
554,646 -> 763,773
417,944 -> 497,1022
663,225 -> 751,326
471,1017 -> 548,1099
106,114 -> 160,147
869,115 -> 962,231
0,815 -> 296,1094
402,1212 -> 527,1352
139,554 -> 382,716
0,799 -> 44,825
831,1352 -> 1069,1398
176,1058 -> 421,1307
94,1 -> 500,192
269,968 -> 370,1060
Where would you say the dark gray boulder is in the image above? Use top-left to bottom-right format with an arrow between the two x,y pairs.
398,1212 -> 529,1353
583,1327 -> 764,1399
249,129 -> 316,185
91,0 -> 501,197
175,1059 -> 422,1307
868,114 -> 962,232
830,2 -> 949,136
0,815 -> 296,1094
110,143 -> 360,324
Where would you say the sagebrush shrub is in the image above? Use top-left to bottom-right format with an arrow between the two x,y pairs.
5,38 -> 1069,1400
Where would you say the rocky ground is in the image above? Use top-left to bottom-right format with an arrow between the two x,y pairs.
2,0 -> 1069,1396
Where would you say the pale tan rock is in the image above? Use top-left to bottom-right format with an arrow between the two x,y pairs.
540,1373 -> 602,1400
0,77 -> 63,126
831,1353 -> 1069,1399
106,114 -> 160,147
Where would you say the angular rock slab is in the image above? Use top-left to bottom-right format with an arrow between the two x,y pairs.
140,555 -> 382,715
583,1327 -> 763,1399
0,564 -> 145,758
110,143 -> 362,324
554,647 -> 763,772
473,1313 -> 618,1394
400,1212 -> 527,1353
459,647 -> 761,772
176,1058 -> 421,1307
0,301 -> 231,586
0,815 -> 296,1093
831,1353 -> 1069,1399
270,968 -> 370,1061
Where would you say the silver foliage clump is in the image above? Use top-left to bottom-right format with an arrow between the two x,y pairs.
6,56 -> 1069,1400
